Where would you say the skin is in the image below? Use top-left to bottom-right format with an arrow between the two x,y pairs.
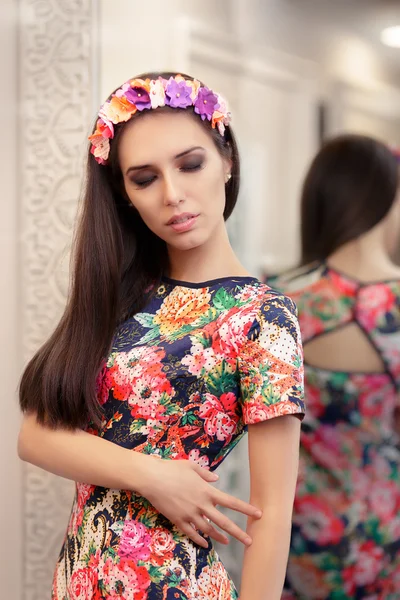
18,109 -> 301,599
118,110 -> 245,282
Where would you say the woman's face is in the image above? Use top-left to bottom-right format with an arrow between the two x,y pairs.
118,110 -> 231,252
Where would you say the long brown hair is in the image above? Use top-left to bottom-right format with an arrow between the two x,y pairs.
19,71 -> 241,429
301,134 -> 399,264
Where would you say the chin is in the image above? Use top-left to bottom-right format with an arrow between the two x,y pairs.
166,231 -> 208,252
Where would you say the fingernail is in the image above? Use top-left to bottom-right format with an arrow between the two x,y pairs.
212,474 -> 219,480
255,510 -> 262,518
244,536 -> 252,546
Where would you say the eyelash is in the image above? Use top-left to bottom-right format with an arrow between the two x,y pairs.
133,162 -> 204,188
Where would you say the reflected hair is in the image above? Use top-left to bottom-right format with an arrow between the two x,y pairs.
301,133 -> 399,265
19,71 -> 241,429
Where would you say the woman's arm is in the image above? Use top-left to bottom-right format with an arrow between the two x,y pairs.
18,412 -> 152,490
18,413 -> 262,548
240,415 -> 301,600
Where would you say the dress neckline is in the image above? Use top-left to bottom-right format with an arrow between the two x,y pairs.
161,275 -> 259,289
323,261 -> 400,287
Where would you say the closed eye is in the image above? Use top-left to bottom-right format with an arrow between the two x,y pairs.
131,175 -> 156,188
180,161 -> 204,172
130,160 -> 204,188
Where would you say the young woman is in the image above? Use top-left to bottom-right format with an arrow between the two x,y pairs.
18,72 -> 305,600
269,134 -> 400,599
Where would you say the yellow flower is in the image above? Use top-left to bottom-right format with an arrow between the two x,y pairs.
154,287 -> 211,336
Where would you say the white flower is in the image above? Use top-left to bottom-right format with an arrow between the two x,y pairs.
150,79 -> 166,108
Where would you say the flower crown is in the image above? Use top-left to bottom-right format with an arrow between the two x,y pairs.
89,75 -> 232,165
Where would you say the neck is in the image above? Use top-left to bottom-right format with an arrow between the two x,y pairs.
327,228 -> 400,282
167,220 -> 249,283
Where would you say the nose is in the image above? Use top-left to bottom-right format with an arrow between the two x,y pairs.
162,172 -> 183,207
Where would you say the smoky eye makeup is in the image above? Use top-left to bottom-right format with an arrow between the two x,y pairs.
127,149 -> 207,188
179,152 -> 206,172
129,172 -> 156,188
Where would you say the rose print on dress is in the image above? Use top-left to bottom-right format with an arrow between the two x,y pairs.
52,278 -> 305,599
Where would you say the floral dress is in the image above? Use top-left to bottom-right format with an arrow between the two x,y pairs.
268,263 -> 400,600
51,276 -> 305,600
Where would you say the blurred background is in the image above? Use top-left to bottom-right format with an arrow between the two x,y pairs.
2,0 -> 400,597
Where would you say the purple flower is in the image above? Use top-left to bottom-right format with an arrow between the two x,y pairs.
165,78 -> 193,108
125,86 -> 151,111
194,87 -> 219,121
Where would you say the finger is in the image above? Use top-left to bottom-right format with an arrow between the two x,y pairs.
192,463 -> 219,483
213,490 -> 262,518
179,522 -> 209,548
192,515 -> 229,546
205,507 -> 252,546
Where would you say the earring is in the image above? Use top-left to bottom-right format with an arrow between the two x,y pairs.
225,173 -> 232,183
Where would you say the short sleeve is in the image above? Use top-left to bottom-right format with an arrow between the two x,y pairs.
238,294 -> 305,425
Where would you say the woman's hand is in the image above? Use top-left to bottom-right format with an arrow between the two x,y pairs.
139,456 -> 262,548
18,415 -> 262,548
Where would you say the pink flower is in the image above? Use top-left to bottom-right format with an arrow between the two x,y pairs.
71,482 -> 95,534
352,541 -> 384,586
181,342 -> 217,376
242,401 -> 271,424
383,562 -> 400,594
297,312 -> 323,340
358,286 -> 396,327
107,346 -> 174,407
243,399 -> 302,424
303,426 -> 346,471
89,136 -> 110,164
119,520 -> 151,562
199,392 -> 239,442
149,527 -> 176,566
294,495 -> 345,545
188,449 -> 210,469
342,565 -> 356,596
359,385 -> 388,419
68,568 -> 98,600
128,372 -> 167,418
369,481 -> 399,524
387,515 -> 400,539
103,558 -> 150,600
211,305 -> 258,360
351,469 -> 370,500
304,383 -> 325,419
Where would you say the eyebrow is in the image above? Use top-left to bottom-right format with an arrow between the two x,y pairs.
125,146 -> 205,175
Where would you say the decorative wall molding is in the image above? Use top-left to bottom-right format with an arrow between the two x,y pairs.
19,0 -> 95,597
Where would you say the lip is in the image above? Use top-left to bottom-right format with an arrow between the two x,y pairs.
167,212 -> 199,233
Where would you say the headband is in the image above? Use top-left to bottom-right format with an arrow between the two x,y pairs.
89,75 -> 232,165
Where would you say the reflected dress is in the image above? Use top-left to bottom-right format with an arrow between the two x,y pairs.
51,276 -> 304,600
269,263 -> 400,600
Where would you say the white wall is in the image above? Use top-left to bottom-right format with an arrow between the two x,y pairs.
0,0 -> 22,596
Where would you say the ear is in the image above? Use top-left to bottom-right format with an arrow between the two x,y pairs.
223,155 -> 232,181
